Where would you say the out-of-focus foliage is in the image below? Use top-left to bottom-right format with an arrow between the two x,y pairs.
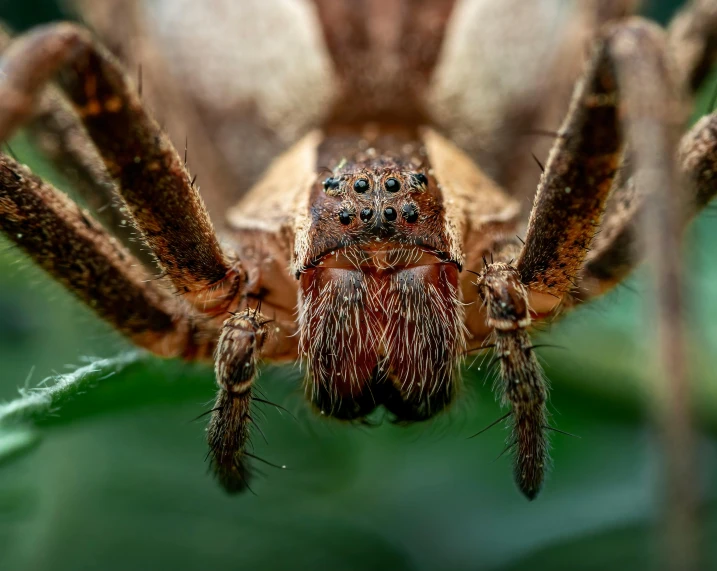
1,1 -> 716,570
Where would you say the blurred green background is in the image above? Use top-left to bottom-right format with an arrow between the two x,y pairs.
1,1 -> 716,570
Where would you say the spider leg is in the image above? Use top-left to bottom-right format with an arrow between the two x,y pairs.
67,0 -> 240,221
668,0 -> 717,94
0,152 -> 215,359
507,0 -> 640,210
208,308 -> 281,493
577,19 -> 699,571
475,18 -> 688,500
0,24 -> 148,262
516,27 -> 624,310
581,113 -> 717,296
582,1 -> 717,295
475,263 -> 546,500
0,23 -> 243,313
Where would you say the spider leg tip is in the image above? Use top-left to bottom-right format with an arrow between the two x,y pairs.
520,485 -> 541,501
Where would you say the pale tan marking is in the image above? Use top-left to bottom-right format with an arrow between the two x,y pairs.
227,130 -> 321,275
421,128 -> 521,265
528,291 -> 562,316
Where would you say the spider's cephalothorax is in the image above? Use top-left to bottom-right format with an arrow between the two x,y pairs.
297,128 -> 466,421
1,0 -> 717,500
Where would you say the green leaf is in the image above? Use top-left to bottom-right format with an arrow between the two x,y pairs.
0,352 -> 143,428
0,350 -> 715,571
0,352 -> 221,467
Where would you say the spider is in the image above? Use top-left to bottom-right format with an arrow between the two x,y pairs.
1,0 -> 716,500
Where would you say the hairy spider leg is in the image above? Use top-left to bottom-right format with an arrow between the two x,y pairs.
0,23 -> 243,314
0,153 -> 216,359
208,308 -> 284,493
474,15 -> 717,500
669,0 -> 717,94
0,25 -> 146,262
582,5 -> 717,297
517,32 -> 623,303
473,23 -> 627,499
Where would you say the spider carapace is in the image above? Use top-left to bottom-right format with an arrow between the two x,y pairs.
1,0 -> 717,500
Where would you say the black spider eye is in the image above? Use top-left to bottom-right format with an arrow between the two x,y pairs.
383,207 -> 397,222
323,177 -> 340,192
385,178 -> 400,192
338,210 -> 353,225
414,173 -> 428,186
360,208 -> 374,222
354,178 -> 369,193
402,204 -> 419,223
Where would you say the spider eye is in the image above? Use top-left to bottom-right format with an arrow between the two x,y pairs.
323,177 -> 340,192
414,173 -> 428,186
354,178 -> 369,193
360,208 -> 374,222
338,210 -> 353,225
402,204 -> 419,223
385,178 -> 400,192
383,207 -> 397,222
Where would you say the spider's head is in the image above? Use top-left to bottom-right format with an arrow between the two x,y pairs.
300,153 -> 455,273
